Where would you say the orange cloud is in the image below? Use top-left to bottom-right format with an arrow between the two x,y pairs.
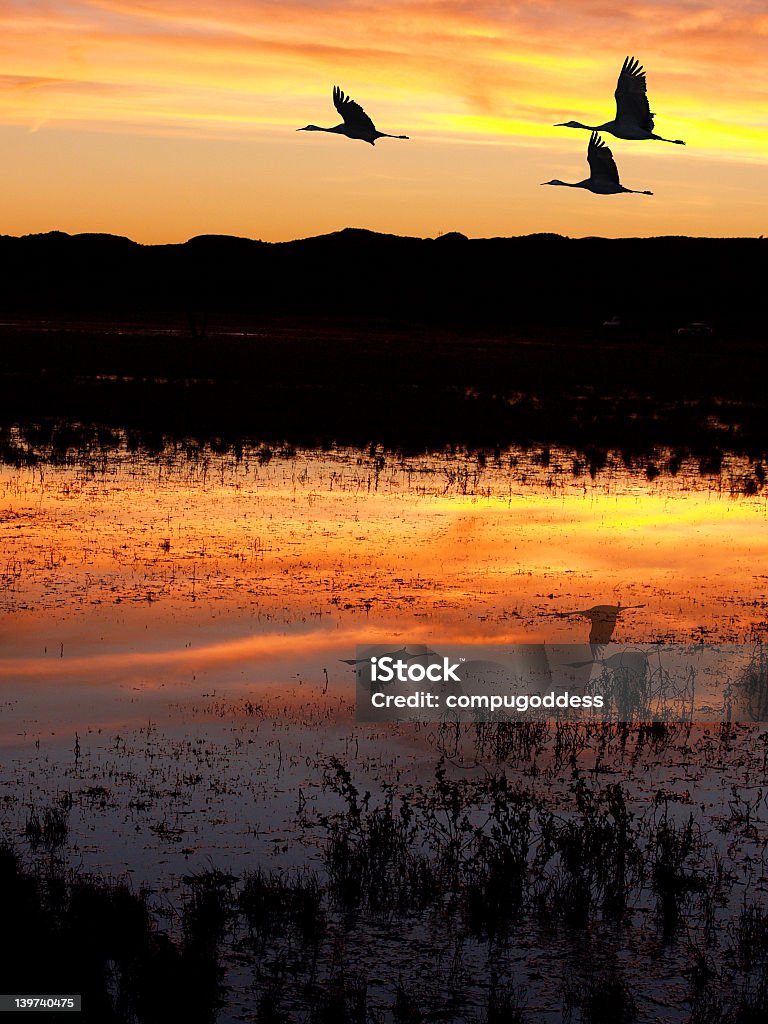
0,1 -> 765,240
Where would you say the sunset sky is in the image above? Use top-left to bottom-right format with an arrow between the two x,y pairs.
0,1 -> 766,242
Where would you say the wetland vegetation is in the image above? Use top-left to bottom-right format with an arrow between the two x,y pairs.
3,716 -> 768,1023
1,429 -> 767,1021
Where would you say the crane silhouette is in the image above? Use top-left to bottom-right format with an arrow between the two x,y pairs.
556,603 -> 646,646
543,132 -> 653,195
555,56 -> 685,145
339,647 -> 407,666
297,86 -> 409,145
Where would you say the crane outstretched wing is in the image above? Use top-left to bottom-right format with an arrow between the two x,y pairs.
587,132 -> 620,185
333,86 -> 377,133
615,56 -> 654,132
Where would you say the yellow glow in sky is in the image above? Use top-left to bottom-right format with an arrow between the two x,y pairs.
0,1 -> 766,241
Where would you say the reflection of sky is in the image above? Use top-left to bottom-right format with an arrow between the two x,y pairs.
0,2 -> 766,239
1,448 -> 767,740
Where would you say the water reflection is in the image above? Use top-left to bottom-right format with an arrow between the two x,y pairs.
1,444 -> 766,741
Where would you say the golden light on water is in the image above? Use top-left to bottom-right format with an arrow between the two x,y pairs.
1,450 -> 766,711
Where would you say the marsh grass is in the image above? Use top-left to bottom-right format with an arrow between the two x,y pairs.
320,757 -> 653,939
25,799 -> 70,851
484,982 -> 527,1024
562,969 -> 638,1024
731,904 -> 768,971
239,867 -> 323,941
5,716 -> 768,1021
652,814 -> 707,938
0,842 -> 222,1024
738,646 -> 768,722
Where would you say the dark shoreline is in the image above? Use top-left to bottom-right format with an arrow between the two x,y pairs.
0,318 -> 765,466
2,228 -> 765,460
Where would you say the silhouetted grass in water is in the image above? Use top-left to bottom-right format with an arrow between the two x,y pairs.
316,740 -> 750,968
25,799 -> 70,852
255,991 -> 291,1023
468,720 -> 550,765
732,904 -> 768,972
180,867 -> 237,1007
256,979 -> 530,1024
321,757 -> 651,937
239,866 -> 323,942
437,720 -> 691,777
535,779 -> 641,927
689,981 -> 768,1024
484,982 -> 528,1024
0,842 -> 222,1024
2,319 -> 768,460
652,813 -> 707,939
731,982 -> 768,1023
309,974 -> 368,1024
321,758 -> 438,917
563,969 -> 638,1024
738,646 -> 768,721
8,721 -> 768,1021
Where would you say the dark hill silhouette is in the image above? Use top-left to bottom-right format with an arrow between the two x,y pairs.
0,229 -> 765,459
0,228 -> 765,327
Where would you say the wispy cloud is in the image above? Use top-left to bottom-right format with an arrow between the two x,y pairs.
0,1 -> 765,239
0,0 -> 764,146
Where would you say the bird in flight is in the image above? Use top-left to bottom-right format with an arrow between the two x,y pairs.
555,56 -> 685,145
297,86 -> 409,145
339,647 -> 408,666
542,132 -> 653,195
555,603 -> 646,645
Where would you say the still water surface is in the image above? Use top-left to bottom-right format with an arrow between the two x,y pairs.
1,444 -> 766,714
1,443 -> 767,1021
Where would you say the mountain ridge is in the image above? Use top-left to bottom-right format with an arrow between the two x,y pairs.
0,228 -> 764,327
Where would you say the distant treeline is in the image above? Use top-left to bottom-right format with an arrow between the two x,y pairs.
0,229 -> 765,457
0,228 -> 765,327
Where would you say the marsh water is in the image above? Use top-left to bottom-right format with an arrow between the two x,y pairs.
2,440 -> 768,1022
